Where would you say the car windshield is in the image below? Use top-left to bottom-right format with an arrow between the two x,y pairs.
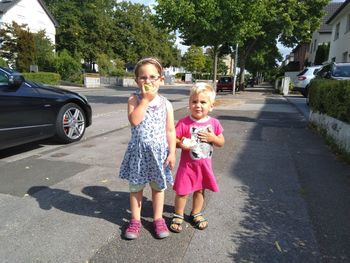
220,77 -> 232,83
297,69 -> 308,76
333,65 -> 350,77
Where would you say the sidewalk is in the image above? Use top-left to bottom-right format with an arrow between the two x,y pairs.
1,86 -> 349,263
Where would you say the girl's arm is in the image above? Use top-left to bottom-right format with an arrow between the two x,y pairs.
165,101 -> 176,170
128,93 -> 154,126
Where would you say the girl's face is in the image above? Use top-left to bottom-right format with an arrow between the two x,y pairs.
135,64 -> 162,93
189,92 -> 213,120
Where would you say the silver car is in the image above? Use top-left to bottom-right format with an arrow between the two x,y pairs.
293,65 -> 322,97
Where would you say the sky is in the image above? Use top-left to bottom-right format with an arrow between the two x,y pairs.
128,0 -> 346,59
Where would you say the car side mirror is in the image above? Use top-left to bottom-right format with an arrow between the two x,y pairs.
8,73 -> 24,88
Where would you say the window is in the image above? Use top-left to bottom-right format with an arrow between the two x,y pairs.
343,52 -> 349,62
346,14 -> 350,33
334,23 -> 340,40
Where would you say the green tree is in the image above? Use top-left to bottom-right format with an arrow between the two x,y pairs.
155,0 -> 329,88
33,30 -> 56,72
16,28 -> 35,72
182,45 -> 205,73
112,2 -> 179,67
314,43 -> 330,65
0,22 -> 29,68
54,49 -> 82,82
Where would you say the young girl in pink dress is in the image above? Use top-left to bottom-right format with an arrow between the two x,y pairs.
170,82 -> 225,232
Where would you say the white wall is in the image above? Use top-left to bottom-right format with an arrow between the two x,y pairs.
1,0 -> 56,45
328,4 -> 350,62
309,31 -> 332,64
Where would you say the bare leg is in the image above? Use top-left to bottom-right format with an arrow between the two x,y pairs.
152,189 -> 165,220
174,194 -> 188,216
170,194 -> 188,232
130,190 -> 143,220
192,190 -> 205,214
191,190 -> 208,229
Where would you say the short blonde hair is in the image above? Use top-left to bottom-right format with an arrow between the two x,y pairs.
134,57 -> 163,77
189,82 -> 216,104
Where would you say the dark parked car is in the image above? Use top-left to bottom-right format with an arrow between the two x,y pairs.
216,76 -> 238,92
314,62 -> 350,80
0,67 -> 92,150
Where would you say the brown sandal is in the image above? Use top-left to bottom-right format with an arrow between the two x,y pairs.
190,212 -> 208,230
169,214 -> 184,233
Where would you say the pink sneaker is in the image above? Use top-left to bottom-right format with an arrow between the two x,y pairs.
124,219 -> 141,240
153,218 -> 169,239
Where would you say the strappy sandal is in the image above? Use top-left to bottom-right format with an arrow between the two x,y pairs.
190,212 -> 208,230
169,214 -> 184,233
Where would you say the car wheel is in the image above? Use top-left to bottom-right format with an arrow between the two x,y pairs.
55,103 -> 86,143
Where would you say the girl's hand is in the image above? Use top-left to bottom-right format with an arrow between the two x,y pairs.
164,152 -> 176,170
197,127 -> 216,143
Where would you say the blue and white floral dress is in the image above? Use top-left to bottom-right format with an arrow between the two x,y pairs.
119,94 -> 173,190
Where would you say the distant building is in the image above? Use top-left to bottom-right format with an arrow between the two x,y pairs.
292,43 -> 310,70
326,0 -> 350,62
0,0 -> 58,45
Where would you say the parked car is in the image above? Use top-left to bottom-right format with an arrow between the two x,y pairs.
293,65 -> 322,97
216,76 -> 238,92
314,62 -> 350,80
0,67 -> 92,150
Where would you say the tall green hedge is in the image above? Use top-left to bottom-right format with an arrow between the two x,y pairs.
22,72 -> 61,85
309,79 -> 350,124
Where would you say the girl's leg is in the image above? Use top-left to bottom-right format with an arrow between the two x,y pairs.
130,190 -> 143,220
152,189 -> 165,220
191,190 -> 208,229
152,189 -> 169,238
125,190 -> 143,239
175,194 -> 188,216
170,194 -> 188,232
192,190 -> 205,214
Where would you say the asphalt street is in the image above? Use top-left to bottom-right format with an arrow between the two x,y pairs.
0,84 -> 349,263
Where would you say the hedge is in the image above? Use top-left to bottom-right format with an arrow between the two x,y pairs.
22,72 -> 61,85
309,79 -> 350,124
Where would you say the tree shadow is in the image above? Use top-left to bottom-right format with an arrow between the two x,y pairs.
27,185 -> 173,239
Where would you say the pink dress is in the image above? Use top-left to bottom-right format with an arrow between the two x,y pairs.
173,116 -> 224,195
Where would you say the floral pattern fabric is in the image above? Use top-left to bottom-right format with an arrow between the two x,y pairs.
119,94 -> 173,190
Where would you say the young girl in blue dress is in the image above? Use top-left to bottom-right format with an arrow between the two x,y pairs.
119,57 -> 176,239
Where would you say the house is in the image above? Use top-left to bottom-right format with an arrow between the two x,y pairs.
0,0 -> 58,45
326,0 -> 350,62
308,2 -> 343,65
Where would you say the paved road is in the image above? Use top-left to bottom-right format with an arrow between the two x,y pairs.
0,85 -> 349,262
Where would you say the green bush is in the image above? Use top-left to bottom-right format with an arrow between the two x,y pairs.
23,72 -> 61,85
309,79 -> 350,124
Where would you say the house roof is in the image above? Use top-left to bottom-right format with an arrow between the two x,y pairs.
319,2 -> 344,32
0,0 -> 58,27
326,0 -> 350,24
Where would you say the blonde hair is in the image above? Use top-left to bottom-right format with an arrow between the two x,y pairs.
134,57 -> 163,77
190,82 -> 216,104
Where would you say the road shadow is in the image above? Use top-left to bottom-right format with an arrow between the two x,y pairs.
27,185 -> 173,238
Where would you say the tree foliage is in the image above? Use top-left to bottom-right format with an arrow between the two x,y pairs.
43,0 -> 179,73
155,0 -> 329,86
182,46 -> 206,73
314,43 -> 330,65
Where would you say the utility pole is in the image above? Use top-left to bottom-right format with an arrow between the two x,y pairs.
232,43 -> 238,95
